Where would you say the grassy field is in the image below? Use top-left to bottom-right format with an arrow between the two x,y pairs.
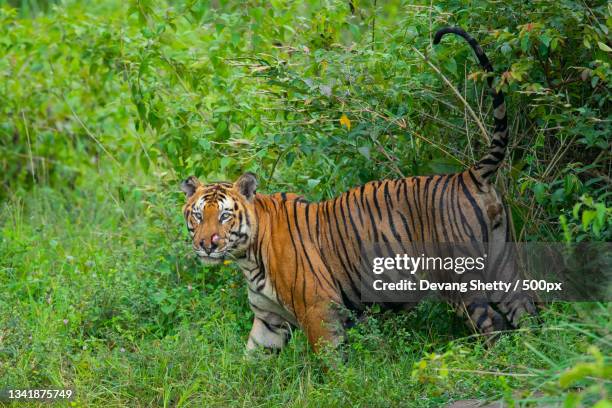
0,0 -> 610,406
0,169 -> 609,407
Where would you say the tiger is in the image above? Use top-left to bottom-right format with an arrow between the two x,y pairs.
181,27 -> 537,353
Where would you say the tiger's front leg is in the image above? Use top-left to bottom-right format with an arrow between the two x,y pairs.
246,313 -> 292,352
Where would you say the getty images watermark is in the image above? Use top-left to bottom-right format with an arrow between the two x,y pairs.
359,242 -> 611,303
371,253 -> 561,293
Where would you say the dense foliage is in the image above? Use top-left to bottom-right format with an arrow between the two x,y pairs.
0,0 -> 610,406
1,0 -> 610,240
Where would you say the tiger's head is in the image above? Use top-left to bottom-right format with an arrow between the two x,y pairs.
180,172 -> 258,263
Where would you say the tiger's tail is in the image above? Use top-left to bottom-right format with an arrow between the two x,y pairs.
433,27 -> 509,183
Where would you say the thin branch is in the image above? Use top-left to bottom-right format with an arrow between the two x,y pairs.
21,111 -> 36,183
411,46 -> 490,144
61,94 -> 121,168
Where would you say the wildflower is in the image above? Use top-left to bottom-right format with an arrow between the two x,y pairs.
340,114 -> 351,131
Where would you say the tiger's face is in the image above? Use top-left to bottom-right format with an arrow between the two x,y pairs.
181,173 -> 258,263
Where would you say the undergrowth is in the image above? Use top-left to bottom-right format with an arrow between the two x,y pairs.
0,175 -> 609,407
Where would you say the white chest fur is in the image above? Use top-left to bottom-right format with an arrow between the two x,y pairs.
236,258 -> 297,326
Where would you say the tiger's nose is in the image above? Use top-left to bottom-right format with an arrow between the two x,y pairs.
200,234 -> 220,254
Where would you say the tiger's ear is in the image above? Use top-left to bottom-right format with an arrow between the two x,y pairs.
234,172 -> 258,202
180,176 -> 202,198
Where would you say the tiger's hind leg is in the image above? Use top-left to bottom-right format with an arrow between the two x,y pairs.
496,292 -> 538,328
454,299 -> 507,336
485,241 -> 539,329
301,301 -> 347,354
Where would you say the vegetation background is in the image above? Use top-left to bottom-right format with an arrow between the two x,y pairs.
0,0 -> 610,406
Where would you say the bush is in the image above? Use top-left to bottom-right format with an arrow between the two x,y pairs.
3,0 -> 607,239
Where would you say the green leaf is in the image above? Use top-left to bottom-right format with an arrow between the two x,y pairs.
592,399 -> 612,408
559,363 -> 594,388
551,188 -> 565,203
583,37 -> 591,49
597,41 -> 612,52
358,146 -> 370,160
152,291 -> 166,304
594,203 -> 607,226
139,151 -> 150,173
533,183 -> 546,204
161,304 -> 176,314
219,157 -> 232,170
572,203 -> 582,219
581,210 -> 597,231
564,174 -> 580,195
198,139 -> 211,150
520,35 -> 531,52
215,121 -> 229,138
307,179 -> 320,189
551,37 -> 559,50
443,57 -> 457,76
563,392 -> 581,408
559,214 -> 571,243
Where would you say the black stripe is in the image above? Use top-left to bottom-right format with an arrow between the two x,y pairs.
458,176 -> 489,242
402,179 -> 420,242
475,310 -> 490,329
467,169 -> 484,192
330,196 -> 363,298
438,175 -> 453,242
412,177 -> 426,241
448,175 -> 466,241
257,317 -> 280,334
371,183 -> 383,220
283,202 -> 300,314
382,181 -> 407,252
293,200 -> 335,290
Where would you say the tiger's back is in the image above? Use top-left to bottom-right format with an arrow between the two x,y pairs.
244,167 -> 530,350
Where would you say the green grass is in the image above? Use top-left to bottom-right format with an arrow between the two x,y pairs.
0,173 -> 609,407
